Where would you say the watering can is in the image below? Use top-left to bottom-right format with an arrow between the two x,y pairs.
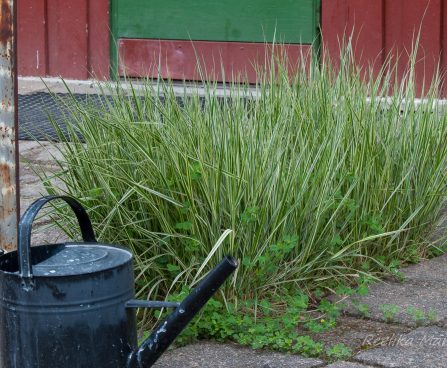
0,196 -> 237,367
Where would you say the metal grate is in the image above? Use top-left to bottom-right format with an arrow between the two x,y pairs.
18,92 -> 109,141
18,91 -> 221,141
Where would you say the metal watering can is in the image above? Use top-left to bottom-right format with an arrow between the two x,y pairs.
0,196 -> 238,367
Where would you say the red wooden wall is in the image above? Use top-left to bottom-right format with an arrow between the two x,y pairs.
18,0 -> 110,79
17,0 -> 447,96
321,0 -> 447,96
118,40 -> 312,83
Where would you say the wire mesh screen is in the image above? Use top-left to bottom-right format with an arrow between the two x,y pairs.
18,92 -> 109,141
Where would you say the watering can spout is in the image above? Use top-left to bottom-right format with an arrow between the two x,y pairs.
127,256 -> 238,368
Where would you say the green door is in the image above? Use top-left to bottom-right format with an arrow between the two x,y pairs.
111,0 -> 321,79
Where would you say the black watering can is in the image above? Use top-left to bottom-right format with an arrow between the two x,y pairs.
0,196 -> 237,367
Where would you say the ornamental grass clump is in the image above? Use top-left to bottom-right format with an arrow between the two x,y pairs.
42,45 -> 447,304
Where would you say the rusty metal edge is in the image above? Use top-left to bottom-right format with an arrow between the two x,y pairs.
0,0 -> 19,251
13,0 -> 19,233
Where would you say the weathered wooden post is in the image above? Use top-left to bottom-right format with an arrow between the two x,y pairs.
0,0 -> 19,251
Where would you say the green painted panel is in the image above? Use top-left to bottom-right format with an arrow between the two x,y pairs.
114,0 -> 320,44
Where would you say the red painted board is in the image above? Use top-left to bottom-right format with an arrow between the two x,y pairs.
18,0 -> 47,76
321,0 -> 384,77
347,0 -> 384,75
118,39 -> 312,83
321,0 -> 348,64
47,0 -> 88,79
385,0 -> 442,96
88,0 -> 110,79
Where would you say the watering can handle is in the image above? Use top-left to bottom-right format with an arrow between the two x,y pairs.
18,195 -> 97,278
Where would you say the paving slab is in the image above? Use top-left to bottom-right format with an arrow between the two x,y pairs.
19,77 -> 98,95
401,253 -> 447,283
152,341 -> 325,368
342,277 -> 447,326
20,140 -> 63,164
325,362 -> 375,368
19,140 -> 68,245
339,250 -> 447,326
355,326 -> 447,368
300,316 -> 411,354
18,76 -> 254,98
20,141 -> 64,198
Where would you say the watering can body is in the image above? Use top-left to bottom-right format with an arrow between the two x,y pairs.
0,196 -> 237,368
0,246 -> 137,367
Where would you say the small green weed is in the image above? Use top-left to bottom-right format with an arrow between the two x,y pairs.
293,336 -> 324,357
385,259 -> 405,281
352,301 -> 370,318
379,304 -> 400,323
406,306 -> 426,326
305,318 -> 336,333
335,284 -> 355,296
405,307 -> 438,326
326,343 -> 352,360
427,309 -> 438,323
